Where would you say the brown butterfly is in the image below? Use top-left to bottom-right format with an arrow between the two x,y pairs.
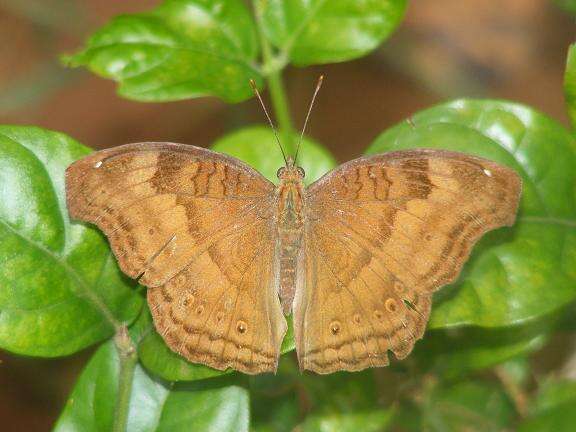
65,80 -> 521,375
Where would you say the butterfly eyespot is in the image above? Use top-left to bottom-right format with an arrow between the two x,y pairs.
330,321 -> 341,335
236,320 -> 247,334
385,298 -> 398,313
148,228 -> 155,235
373,310 -> 384,320
277,167 -> 286,178
297,166 -> 305,178
353,314 -> 361,324
195,305 -> 204,315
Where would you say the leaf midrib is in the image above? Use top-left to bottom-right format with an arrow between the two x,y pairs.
83,41 -> 260,75
280,0 -> 330,55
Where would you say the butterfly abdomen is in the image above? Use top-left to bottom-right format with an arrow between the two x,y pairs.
276,178 -> 306,315
278,228 -> 303,314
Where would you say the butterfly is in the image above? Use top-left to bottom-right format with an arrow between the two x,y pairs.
65,80 -> 521,375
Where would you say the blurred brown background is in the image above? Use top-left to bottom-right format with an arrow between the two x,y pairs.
0,0 -> 574,430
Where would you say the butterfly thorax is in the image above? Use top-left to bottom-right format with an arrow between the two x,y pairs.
276,165 -> 306,315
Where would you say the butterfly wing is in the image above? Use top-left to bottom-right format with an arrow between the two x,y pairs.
296,149 -> 521,373
66,143 -> 286,374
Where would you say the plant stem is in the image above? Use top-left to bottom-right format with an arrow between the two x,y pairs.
253,0 -> 295,155
494,365 -> 528,418
112,326 -> 138,432
267,69 -> 295,155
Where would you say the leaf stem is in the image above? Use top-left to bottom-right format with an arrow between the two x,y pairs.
253,0 -> 295,155
112,326 -> 138,432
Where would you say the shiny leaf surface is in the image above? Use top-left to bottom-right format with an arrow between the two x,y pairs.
55,314 -> 250,432
66,0 -> 262,102
261,0 -> 407,66
0,126 -> 141,357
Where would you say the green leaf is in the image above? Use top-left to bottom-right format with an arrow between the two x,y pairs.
519,379 -> 576,432
368,99 -> 576,328
55,336 -> 250,431
211,125 -> 337,185
261,0 -> 407,66
153,378 -> 249,431
565,43 -> 576,129
250,356 -> 301,432
420,380 -> 515,432
299,370 -> 395,432
252,396 -> 299,432
66,0 -> 262,103
413,320 -> 550,379
531,378 -> 576,413
0,125 -> 142,357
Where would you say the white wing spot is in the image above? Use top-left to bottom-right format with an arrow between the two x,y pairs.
94,161 -> 103,168
483,169 -> 492,177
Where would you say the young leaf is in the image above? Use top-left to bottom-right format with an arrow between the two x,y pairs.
260,0 -> 407,66
66,0 -> 263,103
368,99 -> 576,329
54,337 -> 250,431
0,126 -> 142,357
565,43 -> 576,129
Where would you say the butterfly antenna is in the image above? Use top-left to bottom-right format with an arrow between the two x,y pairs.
294,75 -> 324,164
249,79 -> 288,166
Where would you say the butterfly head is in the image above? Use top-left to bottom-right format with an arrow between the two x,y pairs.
250,76 -> 323,181
277,158 -> 305,180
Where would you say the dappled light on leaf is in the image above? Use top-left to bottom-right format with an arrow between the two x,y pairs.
66,0 -> 263,102
0,126 -> 142,357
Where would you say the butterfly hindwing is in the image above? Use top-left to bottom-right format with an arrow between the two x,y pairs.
296,149 -> 521,373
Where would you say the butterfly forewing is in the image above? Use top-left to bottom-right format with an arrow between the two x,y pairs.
296,149 -> 521,373
66,143 -> 287,374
